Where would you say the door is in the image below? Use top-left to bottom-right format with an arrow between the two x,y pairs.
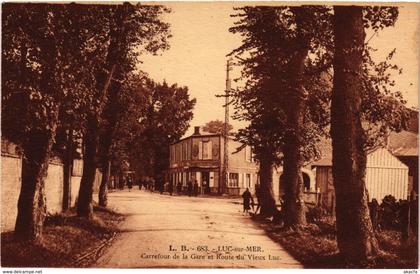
201,171 -> 210,194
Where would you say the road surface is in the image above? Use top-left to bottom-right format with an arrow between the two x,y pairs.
95,190 -> 302,268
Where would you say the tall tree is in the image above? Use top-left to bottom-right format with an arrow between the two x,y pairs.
77,3 -> 171,216
229,7 -> 332,223
97,72 -> 149,206
129,79 -> 196,184
1,3 -> 108,240
55,3 -> 111,211
331,6 -> 402,263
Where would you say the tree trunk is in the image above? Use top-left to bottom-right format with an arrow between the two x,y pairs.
282,138 -> 307,228
15,131 -> 54,241
259,156 -> 278,217
98,160 -> 111,207
77,5 -> 125,216
77,118 -> 98,218
282,94 -> 307,227
77,64 -> 115,218
282,9 -> 309,228
331,6 -> 379,262
98,78 -> 121,207
62,128 -> 73,211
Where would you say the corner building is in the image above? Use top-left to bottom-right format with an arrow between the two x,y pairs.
169,127 -> 259,195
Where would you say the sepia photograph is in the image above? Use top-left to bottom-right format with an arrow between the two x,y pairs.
1,1 -> 419,270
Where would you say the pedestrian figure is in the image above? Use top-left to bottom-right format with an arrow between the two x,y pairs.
169,181 -> 173,196
254,184 -> 262,214
177,182 -> 182,194
138,178 -> 143,190
160,181 -> 164,194
147,178 -> 152,191
242,188 -> 252,214
127,176 -> 133,192
202,180 -> 207,195
187,180 -> 193,197
193,180 -> 199,196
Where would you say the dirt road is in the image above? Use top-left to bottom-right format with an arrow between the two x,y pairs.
95,190 -> 302,268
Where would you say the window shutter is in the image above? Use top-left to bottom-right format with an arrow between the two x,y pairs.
198,141 -> 203,159
208,141 -> 212,159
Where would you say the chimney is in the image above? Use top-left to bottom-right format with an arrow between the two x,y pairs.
193,126 -> 201,135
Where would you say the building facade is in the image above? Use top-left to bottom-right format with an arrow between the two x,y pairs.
169,127 -> 258,195
312,148 -> 410,212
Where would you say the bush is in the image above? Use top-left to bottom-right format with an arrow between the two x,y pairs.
379,195 -> 401,229
306,205 -> 327,223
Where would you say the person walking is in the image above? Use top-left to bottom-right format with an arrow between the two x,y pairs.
138,178 -> 142,190
176,182 -> 182,194
127,176 -> 133,192
187,180 -> 193,197
169,180 -> 173,196
242,188 -> 253,215
193,180 -> 199,196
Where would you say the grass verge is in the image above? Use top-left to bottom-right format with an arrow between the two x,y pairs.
253,216 -> 418,268
1,204 -> 125,267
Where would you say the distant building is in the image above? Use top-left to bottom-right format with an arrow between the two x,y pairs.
312,147 -> 411,212
311,109 -> 418,211
388,130 -> 418,195
168,126 -> 258,195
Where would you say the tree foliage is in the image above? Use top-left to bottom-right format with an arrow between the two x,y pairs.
228,5 -> 409,227
228,6 -> 332,167
1,2 -> 174,236
126,79 -> 196,182
228,6 -> 333,221
202,120 -> 233,135
2,3 -> 111,240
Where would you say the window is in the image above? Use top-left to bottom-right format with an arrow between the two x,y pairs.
229,173 -> 239,187
246,174 -> 251,188
186,140 -> 190,160
245,146 -> 254,162
245,146 -> 252,162
202,141 -> 212,160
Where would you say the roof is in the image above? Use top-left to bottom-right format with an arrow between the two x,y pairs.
312,130 -> 418,167
171,132 -> 236,146
388,130 -> 418,157
311,156 -> 332,167
311,147 -> 408,168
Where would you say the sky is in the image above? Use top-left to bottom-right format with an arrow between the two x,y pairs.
140,3 -> 419,137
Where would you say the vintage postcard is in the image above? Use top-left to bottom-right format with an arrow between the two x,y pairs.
1,1 -> 418,271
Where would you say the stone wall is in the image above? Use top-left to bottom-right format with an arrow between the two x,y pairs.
0,154 -> 102,232
1,154 -> 22,232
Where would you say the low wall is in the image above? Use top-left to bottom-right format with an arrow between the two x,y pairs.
1,154 -> 91,232
1,154 -> 22,232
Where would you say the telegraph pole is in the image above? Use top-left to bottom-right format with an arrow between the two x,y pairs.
222,58 -> 232,194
